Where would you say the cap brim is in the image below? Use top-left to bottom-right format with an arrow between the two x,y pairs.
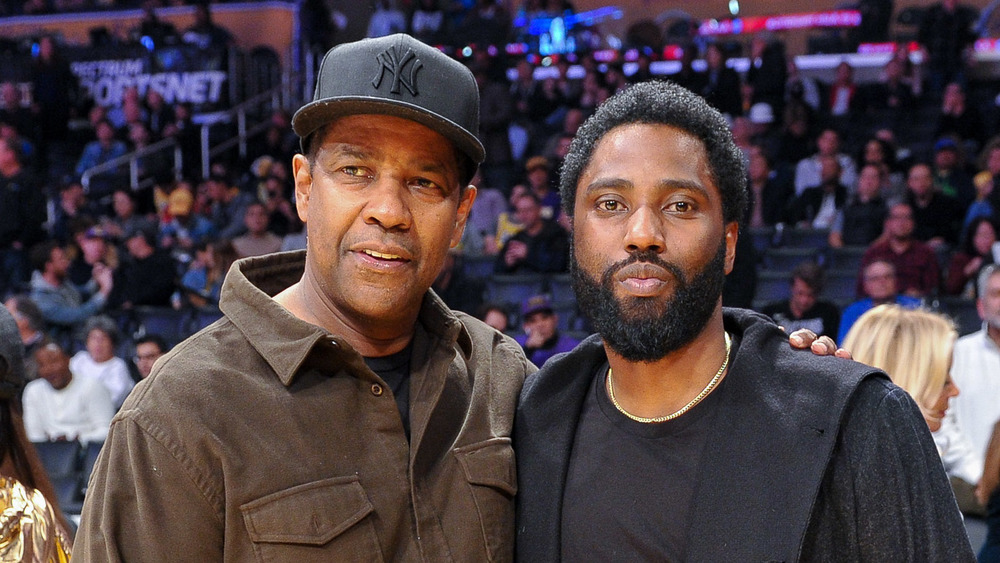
293,97 -> 485,164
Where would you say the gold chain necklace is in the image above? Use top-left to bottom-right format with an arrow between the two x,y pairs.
607,332 -> 732,423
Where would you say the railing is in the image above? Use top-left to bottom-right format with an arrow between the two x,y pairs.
201,86 -> 285,179
80,137 -> 183,194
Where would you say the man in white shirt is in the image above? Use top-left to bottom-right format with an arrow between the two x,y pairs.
23,341 -> 115,444
938,264 -> 1000,508
793,128 -> 858,196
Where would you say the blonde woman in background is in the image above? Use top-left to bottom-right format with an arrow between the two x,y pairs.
843,304 -> 959,433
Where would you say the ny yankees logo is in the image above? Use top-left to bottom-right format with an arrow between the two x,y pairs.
372,46 -> 422,96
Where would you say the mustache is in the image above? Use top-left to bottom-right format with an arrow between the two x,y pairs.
600,250 -> 686,286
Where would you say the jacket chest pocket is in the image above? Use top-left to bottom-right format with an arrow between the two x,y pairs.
241,475 -> 384,562
455,437 -> 517,562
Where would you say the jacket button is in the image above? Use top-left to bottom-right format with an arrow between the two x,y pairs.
371,383 -> 383,396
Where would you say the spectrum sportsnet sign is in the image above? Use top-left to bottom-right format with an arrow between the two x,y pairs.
67,45 -> 230,110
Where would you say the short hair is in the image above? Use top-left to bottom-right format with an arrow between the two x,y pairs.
6,295 -> 44,332
863,259 -> 896,277
842,305 -> 956,411
28,241 -> 60,273
558,81 -> 748,225
135,334 -> 168,353
791,261 -> 824,294
83,315 -> 120,347
978,264 -> 1000,298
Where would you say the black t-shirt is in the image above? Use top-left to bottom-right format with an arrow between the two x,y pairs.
364,343 -> 412,440
560,350 -> 734,561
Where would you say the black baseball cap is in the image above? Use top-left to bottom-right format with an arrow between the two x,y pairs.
292,34 -> 485,165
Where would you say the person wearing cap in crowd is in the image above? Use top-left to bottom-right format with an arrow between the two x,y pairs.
932,136 -> 976,210
523,155 -> 561,220
73,33 -> 532,561
516,294 -> 581,366
0,306 -> 74,559
74,34 -> 840,561
159,185 -> 216,254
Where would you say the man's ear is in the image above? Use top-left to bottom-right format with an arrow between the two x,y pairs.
292,154 -> 312,223
450,185 -> 478,248
724,222 -> 738,275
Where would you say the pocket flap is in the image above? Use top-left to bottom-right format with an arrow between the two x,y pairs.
241,475 -> 374,545
454,437 -> 517,496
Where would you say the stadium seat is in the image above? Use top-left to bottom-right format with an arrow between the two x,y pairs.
32,440 -> 81,480
761,248 -> 819,271
485,274 -> 547,309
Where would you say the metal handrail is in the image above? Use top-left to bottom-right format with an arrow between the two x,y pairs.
199,86 -> 286,179
80,136 -> 182,194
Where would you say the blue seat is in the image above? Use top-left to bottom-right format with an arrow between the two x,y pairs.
485,274 -> 547,309
133,306 -> 191,346
753,271 -> 791,308
821,269 -> 859,306
32,440 -> 81,480
781,227 -> 830,250
548,273 -> 575,305
825,246 -> 867,271
461,254 -> 496,281
937,297 -> 981,336
761,248 -> 818,271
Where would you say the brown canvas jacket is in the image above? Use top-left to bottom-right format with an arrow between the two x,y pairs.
74,251 -> 532,562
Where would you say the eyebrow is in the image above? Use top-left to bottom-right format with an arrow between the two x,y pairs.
582,177 -> 711,198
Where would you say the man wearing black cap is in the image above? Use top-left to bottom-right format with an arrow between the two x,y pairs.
75,34 -> 531,561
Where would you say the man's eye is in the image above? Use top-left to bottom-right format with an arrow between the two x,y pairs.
667,201 -> 693,213
598,200 -> 622,212
341,166 -> 366,177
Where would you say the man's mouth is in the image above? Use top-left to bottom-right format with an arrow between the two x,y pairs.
363,249 -> 405,261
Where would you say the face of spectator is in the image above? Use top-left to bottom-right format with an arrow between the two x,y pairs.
857,165 -> 882,200
527,166 -> 549,191
885,204 -> 915,240
134,341 -> 164,378
934,148 -> 957,171
944,82 -> 964,105
86,328 -> 115,363
126,234 -> 153,259
146,89 -> 164,110
35,345 -> 72,390
0,141 -> 15,171
705,45 -> 722,69
863,140 -> 885,165
79,236 -> 107,264
291,114 -> 474,332
483,309 -> 508,332
816,130 -> 839,157
988,148 -> 1000,176
514,196 -> 542,230
96,121 -> 115,144
523,309 -> 558,342
980,271 -> 1000,330
862,261 -> 897,301
46,247 -> 71,280
923,374 -> 958,432
789,278 -> 817,317
907,164 -> 934,198
113,190 -> 135,219
244,204 -> 270,235
748,148 -> 770,183
973,221 -> 997,256
1,83 -> 18,108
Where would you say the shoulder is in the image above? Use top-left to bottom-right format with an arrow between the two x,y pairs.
520,334 -> 602,401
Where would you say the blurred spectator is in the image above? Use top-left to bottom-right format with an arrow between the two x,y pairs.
163,102 -> 199,180
866,57 -> 917,131
746,144 -> 793,228
49,180 -> 91,245
476,66 -> 515,193
23,340 -> 114,444
838,259 -> 923,342
761,261 -> 840,338
0,82 -> 34,143
133,333 -> 167,379
786,154 -> 848,229
785,57 -> 821,113
700,42 -> 741,118
672,45 -> 708,96
144,89 -> 174,141
523,155 -> 560,220
825,61 -> 860,124
904,162 -> 963,248
205,174 -> 255,240
28,241 -> 112,336
495,192 -> 569,274
159,185 -> 215,256
933,137 -> 976,209
829,163 -> 889,248
259,174 -> 296,237
68,225 -> 119,297
232,203 -> 282,258
917,0 -> 977,91
935,82 -> 986,153
104,188 -> 156,244
367,0 -> 407,37
0,306 -> 74,559
107,86 -> 148,132
747,33 -> 787,115
857,136 -> 905,204
30,35 -> 78,177
944,216 -> 997,296
462,170 -> 507,256
409,0 -> 445,44
75,119 -> 127,195
132,1 -> 179,48
776,101 -> 816,167
432,250 -> 484,316
3,295 -> 45,381
111,228 -> 176,309
180,239 -> 237,309
69,315 -> 134,409
964,171 -> 995,229
859,202 -> 941,298
478,303 -> 509,332
793,128 -> 857,196
0,137 -> 46,299
515,294 -> 580,366
126,121 -> 172,184
182,2 -> 234,49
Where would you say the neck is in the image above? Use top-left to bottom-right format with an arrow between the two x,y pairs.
988,323 -> 1000,348
888,236 -> 911,253
273,272 -> 418,357
604,311 -> 729,419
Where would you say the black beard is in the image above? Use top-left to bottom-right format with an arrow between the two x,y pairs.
571,241 -> 727,363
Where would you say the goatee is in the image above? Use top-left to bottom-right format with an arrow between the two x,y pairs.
571,241 -> 727,362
